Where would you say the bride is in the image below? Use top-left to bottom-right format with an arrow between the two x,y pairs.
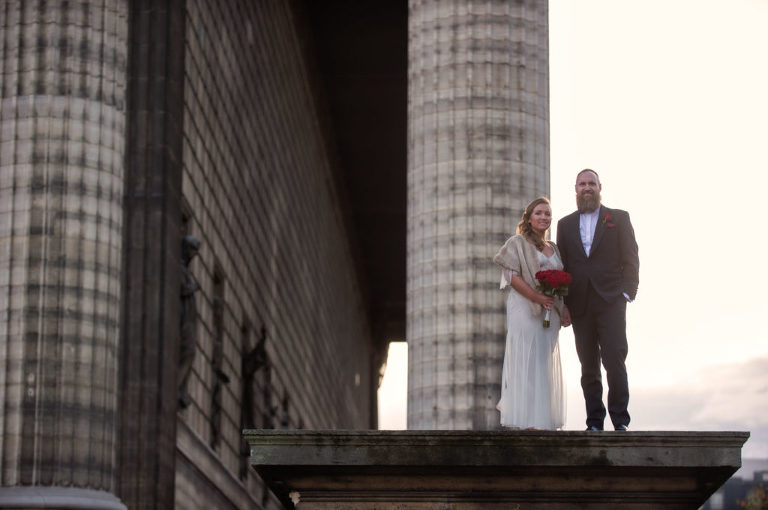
493,197 -> 568,430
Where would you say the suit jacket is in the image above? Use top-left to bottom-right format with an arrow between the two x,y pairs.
556,206 -> 639,317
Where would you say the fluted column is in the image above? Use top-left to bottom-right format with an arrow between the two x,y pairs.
0,2 -> 127,508
407,0 -> 549,429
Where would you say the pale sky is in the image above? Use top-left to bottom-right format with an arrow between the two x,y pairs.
379,0 -> 768,460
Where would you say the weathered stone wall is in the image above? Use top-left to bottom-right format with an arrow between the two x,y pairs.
0,1 -> 378,508
175,1 -> 375,507
246,430 -> 750,510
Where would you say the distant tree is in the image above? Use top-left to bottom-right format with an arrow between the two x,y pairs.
740,483 -> 768,510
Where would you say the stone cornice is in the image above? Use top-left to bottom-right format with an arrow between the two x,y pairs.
245,429 -> 749,509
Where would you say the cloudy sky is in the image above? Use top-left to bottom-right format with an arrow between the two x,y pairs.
380,0 -> 768,461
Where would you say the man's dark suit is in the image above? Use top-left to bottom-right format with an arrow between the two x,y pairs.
557,205 -> 639,430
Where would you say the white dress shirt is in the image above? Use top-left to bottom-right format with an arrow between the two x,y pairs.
579,208 -> 601,256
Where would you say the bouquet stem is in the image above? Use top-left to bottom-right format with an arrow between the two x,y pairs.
543,308 -> 551,328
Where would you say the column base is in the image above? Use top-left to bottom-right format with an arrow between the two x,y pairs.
0,487 -> 126,510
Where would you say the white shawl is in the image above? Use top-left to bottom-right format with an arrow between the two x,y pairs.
493,234 -> 564,317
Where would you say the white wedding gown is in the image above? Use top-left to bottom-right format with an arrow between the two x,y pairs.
497,249 -> 566,430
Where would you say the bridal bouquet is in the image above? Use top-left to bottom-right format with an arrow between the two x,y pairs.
534,269 -> 573,328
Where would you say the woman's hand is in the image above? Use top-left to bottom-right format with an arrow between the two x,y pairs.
507,274 -> 554,310
531,293 -> 554,310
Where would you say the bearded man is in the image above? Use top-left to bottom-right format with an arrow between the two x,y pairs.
557,169 -> 639,431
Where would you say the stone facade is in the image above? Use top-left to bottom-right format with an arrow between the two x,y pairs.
1,1 -> 377,509
174,1 -> 376,507
1,0 -> 551,507
407,0 -> 550,429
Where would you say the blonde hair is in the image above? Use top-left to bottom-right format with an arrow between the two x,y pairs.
516,197 -> 551,251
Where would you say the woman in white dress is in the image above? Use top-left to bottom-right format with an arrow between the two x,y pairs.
493,197 -> 569,430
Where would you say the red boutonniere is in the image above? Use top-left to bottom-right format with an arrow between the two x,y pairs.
603,213 -> 615,228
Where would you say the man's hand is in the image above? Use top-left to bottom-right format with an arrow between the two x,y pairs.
561,306 -> 572,328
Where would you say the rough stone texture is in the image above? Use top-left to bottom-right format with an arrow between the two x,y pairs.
246,430 -> 750,509
0,0 -> 127,502
176,420 -> 283,510
180,0 -> 374,432
173,1 -> 377,508
116,1 -> 186,509
1,0 -> 381,508
0,487 -> 126,510
407,0 -> 550,429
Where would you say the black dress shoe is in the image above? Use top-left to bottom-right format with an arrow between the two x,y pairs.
586,426 -> 601,431
615,424 -> 628,431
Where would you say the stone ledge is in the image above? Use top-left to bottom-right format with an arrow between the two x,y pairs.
245,430 -> 749,509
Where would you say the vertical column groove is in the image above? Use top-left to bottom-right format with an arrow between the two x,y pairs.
0,0 -> 128,504
116,1 -> 185,508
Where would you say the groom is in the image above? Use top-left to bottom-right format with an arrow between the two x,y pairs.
557,169 -> 639,431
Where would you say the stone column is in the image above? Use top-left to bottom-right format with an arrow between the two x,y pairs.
0,2 -> 128,508
115,1 -> 186,509
407,0 -> 549,429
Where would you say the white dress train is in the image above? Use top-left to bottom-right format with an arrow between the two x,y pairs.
497,249 -> 566,430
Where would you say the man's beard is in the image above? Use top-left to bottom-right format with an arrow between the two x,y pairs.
577,190 -> 602,213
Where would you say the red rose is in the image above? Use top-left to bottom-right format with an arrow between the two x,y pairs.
534,269 -> 573,328
535,269 -> 572,291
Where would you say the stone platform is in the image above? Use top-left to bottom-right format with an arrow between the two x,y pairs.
244,429 -> 749,509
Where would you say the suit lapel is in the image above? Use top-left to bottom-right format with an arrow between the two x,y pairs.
590,206 -> 607,256
567,212 -> 588,259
